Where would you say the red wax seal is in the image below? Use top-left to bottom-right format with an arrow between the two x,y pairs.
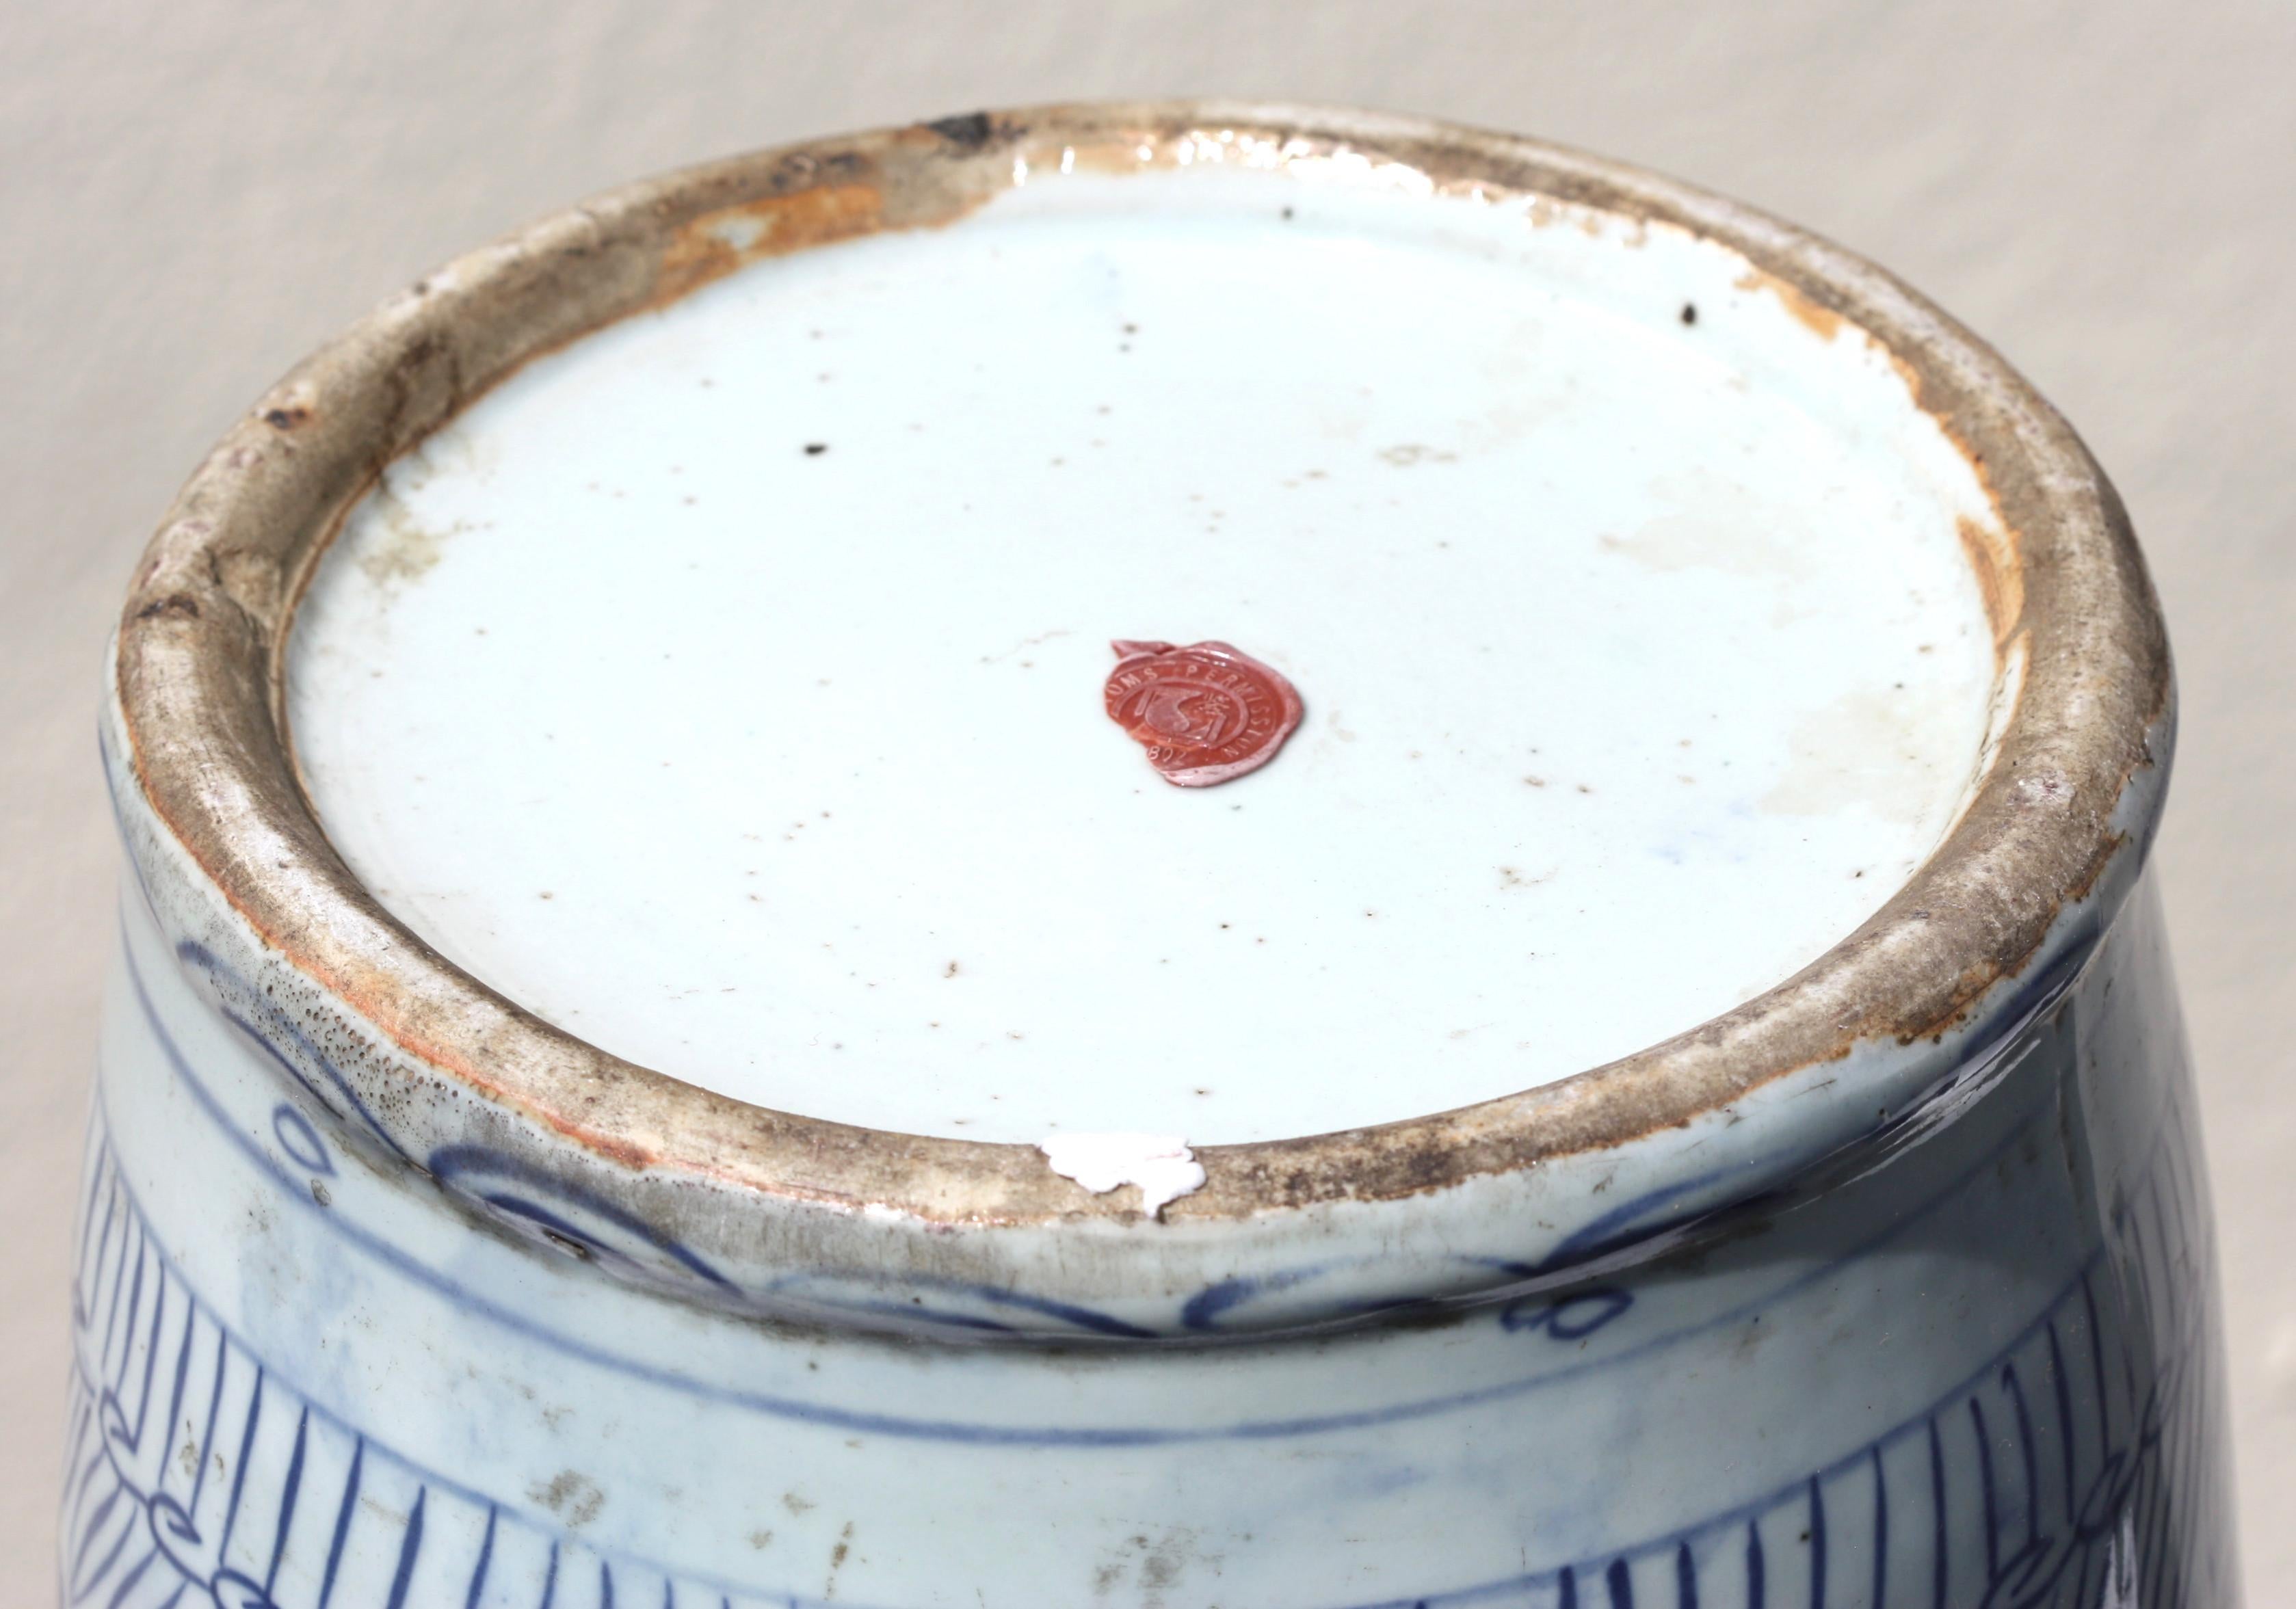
1103,640 -> 1304,788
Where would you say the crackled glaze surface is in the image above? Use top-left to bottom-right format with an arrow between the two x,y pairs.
287,167 -> 2003,1145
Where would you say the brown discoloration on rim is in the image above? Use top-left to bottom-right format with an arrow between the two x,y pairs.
111,102 -> 2169,1249
133,594 -> 202,623
1956,514 -> 2027,649
1734,267 -> 1847,342
652,183 -> 889,307
1732,302 -> 2033,700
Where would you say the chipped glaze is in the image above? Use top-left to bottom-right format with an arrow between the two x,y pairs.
1035,1131 -> 1206,1218
75,104 -> 2236,1606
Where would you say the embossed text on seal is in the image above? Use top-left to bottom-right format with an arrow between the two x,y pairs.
1103,639 -> 1304,787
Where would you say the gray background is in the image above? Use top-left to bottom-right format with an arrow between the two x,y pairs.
3,0 -> 2288,1589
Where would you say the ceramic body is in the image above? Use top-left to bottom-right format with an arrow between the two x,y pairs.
68,836 -> 2236,1606
68,104 -> 2239,1607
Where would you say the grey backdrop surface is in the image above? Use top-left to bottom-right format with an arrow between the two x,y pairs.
3,0 -> 2289,1591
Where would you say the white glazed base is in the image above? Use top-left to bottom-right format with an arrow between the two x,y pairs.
287,167 -> 2004,1145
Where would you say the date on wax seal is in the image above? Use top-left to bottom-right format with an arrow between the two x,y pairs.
1104,639 -> 1304,788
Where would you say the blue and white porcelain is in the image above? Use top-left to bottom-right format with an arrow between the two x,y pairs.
73,103 -> 2238,1606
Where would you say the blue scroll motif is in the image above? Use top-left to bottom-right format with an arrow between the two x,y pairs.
271,1106 -> 334,1178
1501,1288 -> 1635,1342
1173,1171 -> 1743,1336
744,1266 -> 1164,1340
176,938 -> 414,1168
146,926 -> 2063,1353
122,923 -> 2226,1460
427,1143 -> 739,1296
62,1085 -> 2229,1609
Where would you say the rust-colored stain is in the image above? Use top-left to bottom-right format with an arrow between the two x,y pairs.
652,184 -> 886,307
1734,269 -> 1845,342
1733,279 -> 2031,669
1867,341 -> 2031,669
1956,514 -> 2027,648
333,961 -> 663,1170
